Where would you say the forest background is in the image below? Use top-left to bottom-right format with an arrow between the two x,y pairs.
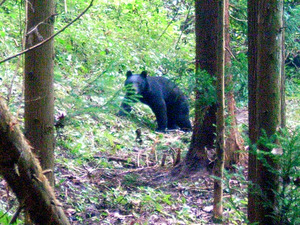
0,0 -> 299,224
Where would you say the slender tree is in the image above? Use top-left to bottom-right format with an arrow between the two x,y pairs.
247,0 -> 259,221
281,19 -> 286,128
213,0 -> 225,220
224,0 -> 244,167
24,0 -> 55,185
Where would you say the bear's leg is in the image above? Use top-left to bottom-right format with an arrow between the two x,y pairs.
118,93 -> 135,116
176,114 -> 192,131
149,101 -> 168,132
167,110 -> 179,130
175,102 -> 192,131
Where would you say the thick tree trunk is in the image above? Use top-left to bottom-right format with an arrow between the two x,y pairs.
0,98 -> 70,225
213,0 -> 225,220
248,0 -> 283,223
184,0 -> 218,171
24,0 -> 55,185
224,0 -> 244,168
256,1 -> 283,223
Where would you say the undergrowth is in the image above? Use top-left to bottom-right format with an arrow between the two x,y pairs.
0,0 -> 299,224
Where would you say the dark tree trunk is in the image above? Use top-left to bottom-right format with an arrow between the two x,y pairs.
256,1 -> 283,223
248,0 -> 283,223
247,0 -> 259,221
185,0 -> 218,171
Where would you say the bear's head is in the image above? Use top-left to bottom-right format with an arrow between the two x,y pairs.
124,71 -> 149,95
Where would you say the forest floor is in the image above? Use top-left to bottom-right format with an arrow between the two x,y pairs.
0,109 -> 249,225
1,100 -> 299,224
1,141 -> 246,225
55,161 -> 219,224
52,107 -> 249,224
53,146 -> 248,225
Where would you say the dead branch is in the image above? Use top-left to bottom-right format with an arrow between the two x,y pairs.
0,0 -> 7,7
225,47 -> 236,60
229,14 -> 247,22
108,156 -> 137,168
26,13 -> 58,38
0,0 -> 94,65
0,97 -> 70,225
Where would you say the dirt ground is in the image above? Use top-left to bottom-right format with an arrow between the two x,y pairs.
0,108 -> 249,224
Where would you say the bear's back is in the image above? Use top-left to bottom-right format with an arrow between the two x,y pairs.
147,76 -> 186,104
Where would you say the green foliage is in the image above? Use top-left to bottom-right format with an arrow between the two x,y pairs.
252,127 -> 300,224
228,0 -> 300,104
195,69 -> 216,106
284,4 -> 300,63
276,127 -> 300,224
222,166 -> 248,224
0,210 -> 21,225
230,53 -> 248,105
50,0 -> 196,135
0,211 -> 11,225
1,0 -> 299,224
102,186 -> 173,213
223,127 -> 300,224
229,0 -> 248,50
227,0 -> 248,105
100,185 -> 197,223
284,4 -> 300,99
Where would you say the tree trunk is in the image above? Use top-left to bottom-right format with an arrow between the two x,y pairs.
224,0 -> 244,168
184,0 -> 218,171
281,19 -> 286,128
248,0 -> 283,223
0,98 -> 70,225
213,0 -> 225,221
247,0 -> 259,221
24,0 -> 55,186
256,0 -> 283,223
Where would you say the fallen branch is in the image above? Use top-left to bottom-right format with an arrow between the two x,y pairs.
0,97 -> 70,225
0,0 -> 7,7
0,0 -> 94,65
108,156 -> 137,168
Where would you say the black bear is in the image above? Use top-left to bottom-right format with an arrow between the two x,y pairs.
119,71 -> 192,132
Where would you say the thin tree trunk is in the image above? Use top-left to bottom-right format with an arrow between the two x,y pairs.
247,0 -> 259,221
24,0 -> 55,186
281,19 -> 286,128
224,0 -> 244,168
0,98 -> 70,225
213,0 -> 225,220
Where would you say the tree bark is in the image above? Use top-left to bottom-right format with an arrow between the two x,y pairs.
224,0 -> 244,168
247,0 -> 259,221
0,98 -> 70,225
213,0 -> 225,221
184,0 -> 218,171
248,0 -> 283,223
24,0 -> 55,186
280,19 -> 286,128
256,1 -> 283,223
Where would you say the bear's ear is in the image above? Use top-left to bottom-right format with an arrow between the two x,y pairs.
140,71 -> 147,78
126,71 -> 133,78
